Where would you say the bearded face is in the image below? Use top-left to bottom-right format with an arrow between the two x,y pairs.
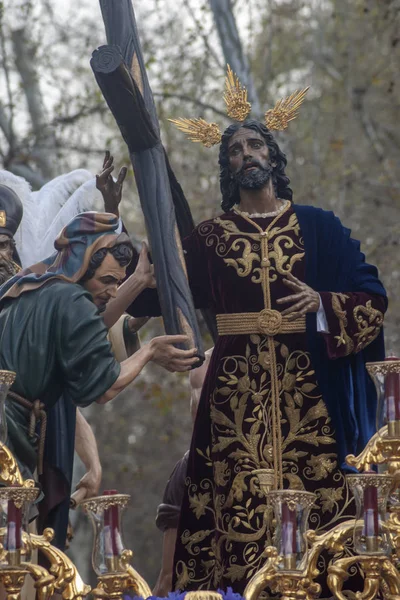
232,159 -> 274,190
228,127 -> 276,193
0,234 -> 18,285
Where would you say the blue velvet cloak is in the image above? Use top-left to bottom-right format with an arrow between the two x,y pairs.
294,204 -> 387,468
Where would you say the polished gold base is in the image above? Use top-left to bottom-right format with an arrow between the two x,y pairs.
0,566 -> 28,600
92,572 -> 130,600
388,420 -> 400,437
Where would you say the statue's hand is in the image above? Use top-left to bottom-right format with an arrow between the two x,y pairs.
277,272 -> 320,321
150,335 -> 198,372
75,466 -> 102,500
96,150 -> 127,218
134,242 -> 156,289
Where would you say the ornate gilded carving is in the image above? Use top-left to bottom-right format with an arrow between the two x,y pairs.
0,444 -> 25,486
366,360 -> 400,376
0,566 -> 28,600
80,494 -> 130,514
91,550 -> 151,600
27,528 -> 91,600
0,485 -> 39,509
91,572 -> 130,600
327,555 -> 400,600
268,490 -> 316,513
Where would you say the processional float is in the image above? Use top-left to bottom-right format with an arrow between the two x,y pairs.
1,0 -> 400,598
2,358 -> 400,600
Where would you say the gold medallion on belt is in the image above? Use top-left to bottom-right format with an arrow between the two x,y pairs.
257,309 -> 282,336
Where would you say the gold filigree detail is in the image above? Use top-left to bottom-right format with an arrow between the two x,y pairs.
0,443 -> 24,485
366,360 -> 400,376
265,88 -> 309,131
0,485 -> 39,508
0,567 -> 28,599
267,490 -> 316,512
0,370 -> 16,386
224,65 -> 251,121
81,494 -> 130,514
0,211 -> 6,227
346,472 -> 393,494
327,555 -> 400,600
353,300 -> 384,352
168,118 -> 221,147
331,293 -> 354,355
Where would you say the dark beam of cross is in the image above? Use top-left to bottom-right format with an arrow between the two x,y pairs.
91,0 -> 212,355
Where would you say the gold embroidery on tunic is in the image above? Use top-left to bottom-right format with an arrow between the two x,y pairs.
179,339 -> 354,589
331,292 -> 354,355
353,300 -> 384,352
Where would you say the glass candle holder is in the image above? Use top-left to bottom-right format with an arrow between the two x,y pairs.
347,472 -> 392,555
81,490 -> 130,575
0,484 -> 39,565
267,490 -> 316,571
0,371 -> 16,444
367,357 -> 400,437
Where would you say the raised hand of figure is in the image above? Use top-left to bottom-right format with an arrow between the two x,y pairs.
150,334 -> 198,372
134,241 -> 156,289
277,272 -> 320,321
96,150 -> 127,217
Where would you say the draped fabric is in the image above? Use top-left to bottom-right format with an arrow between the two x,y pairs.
0,211 -> 126,548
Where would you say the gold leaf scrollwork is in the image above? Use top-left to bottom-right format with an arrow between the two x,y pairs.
353,300 -> 384,352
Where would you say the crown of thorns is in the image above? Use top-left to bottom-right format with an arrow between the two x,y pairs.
169,66 -> 309,148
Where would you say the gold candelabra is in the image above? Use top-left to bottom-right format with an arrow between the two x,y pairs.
243,358 -> 400,600
3,359 -> 400,600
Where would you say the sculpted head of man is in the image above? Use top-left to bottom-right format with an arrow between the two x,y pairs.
0,184 -> 23,285
218,120 -> 293,212
79,242 -> 133,312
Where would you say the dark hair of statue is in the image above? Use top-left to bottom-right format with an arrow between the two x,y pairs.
80,242 -> 133,282
219,120 -> 293,212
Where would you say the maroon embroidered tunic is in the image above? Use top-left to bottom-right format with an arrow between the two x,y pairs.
173,203 -> 385,594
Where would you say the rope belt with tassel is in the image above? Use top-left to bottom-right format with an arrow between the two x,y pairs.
216,308 -> 306,337
7,391 -> 47,476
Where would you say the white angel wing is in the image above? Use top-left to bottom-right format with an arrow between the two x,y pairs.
38,177 -> 103,261
32,170 -> 94,239
12,169 -> 104,267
